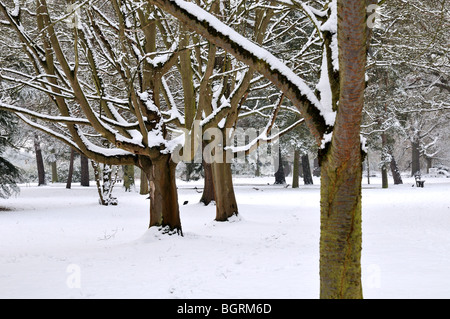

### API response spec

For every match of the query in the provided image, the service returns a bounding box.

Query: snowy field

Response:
[1,175,449,299]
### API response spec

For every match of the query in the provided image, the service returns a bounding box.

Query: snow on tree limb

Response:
[148,0,329,143]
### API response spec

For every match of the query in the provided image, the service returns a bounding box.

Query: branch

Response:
[148,0,328,144]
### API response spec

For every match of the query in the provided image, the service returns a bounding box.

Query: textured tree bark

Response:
[143,155,182,235]
[320,153,363,299]
[139,168,149,195]
[319,0,367,299]
[212,161,238,221]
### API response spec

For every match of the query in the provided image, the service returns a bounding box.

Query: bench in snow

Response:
[414,175,425,188]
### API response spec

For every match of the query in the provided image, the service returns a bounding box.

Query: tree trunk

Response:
[411,139,421,176]
[274,147,286,184]
[390,155,403,185]
[292,149,300,188]
[320,152,363,299]
[92,162,118,206]
[143,155,182,235]
[313,157,321,177]
[34,133,46,186]
[139,168,149,195]
[92,161,106,205]
[301,153,313,185]
[211,161,238,221]
[123,164,135,192]
[381,163,388,188]
[255,147,261,177]
[425,157,432,174]
[200,160,215,205]
[319,0,367,299]
[51,161,58,183]
[66,148,75,189]
[80,154,90,186]
[381,133,388,189]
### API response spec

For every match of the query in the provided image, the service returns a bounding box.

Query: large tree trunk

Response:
[211,161,238,221]
[143,155,182,235]
[319,0,367,299]
[320,152,363,299]
[34,133,46,186]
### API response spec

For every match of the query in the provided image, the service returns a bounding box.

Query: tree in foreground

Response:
[0,0,184,233]
[1,0,370,298]
[146,0,370,298]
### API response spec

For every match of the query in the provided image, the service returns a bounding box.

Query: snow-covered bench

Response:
[414,174,425,188]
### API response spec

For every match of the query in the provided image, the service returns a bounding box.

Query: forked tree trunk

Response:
[143,155,182,235]
[319,0,367,299]
[211,161,238,221]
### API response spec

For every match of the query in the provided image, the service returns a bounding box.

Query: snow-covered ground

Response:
[1,175,449,299]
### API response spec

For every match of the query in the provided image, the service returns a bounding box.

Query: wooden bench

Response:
[414,174,425,188]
